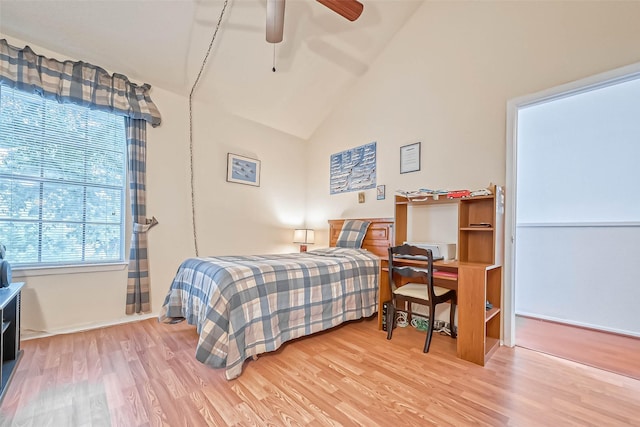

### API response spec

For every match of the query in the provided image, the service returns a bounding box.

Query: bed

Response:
[159,218,393,380]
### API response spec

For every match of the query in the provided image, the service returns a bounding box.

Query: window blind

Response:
[0,84,126,266]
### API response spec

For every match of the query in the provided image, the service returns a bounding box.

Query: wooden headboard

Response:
[328,218,394,259]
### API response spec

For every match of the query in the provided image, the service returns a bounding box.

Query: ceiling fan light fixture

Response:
[266,0,285,43]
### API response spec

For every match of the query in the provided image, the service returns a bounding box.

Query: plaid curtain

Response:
[126,118,157,314]
[0,39,161,314]
[0,39,161,125]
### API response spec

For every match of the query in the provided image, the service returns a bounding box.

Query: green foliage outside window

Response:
[0,84,126,266]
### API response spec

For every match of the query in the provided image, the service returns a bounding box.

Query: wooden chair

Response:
[386,244,457,352]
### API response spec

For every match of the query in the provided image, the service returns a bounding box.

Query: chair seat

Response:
[393,282,451,300]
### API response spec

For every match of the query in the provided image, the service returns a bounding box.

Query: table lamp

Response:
[293,229,314,252]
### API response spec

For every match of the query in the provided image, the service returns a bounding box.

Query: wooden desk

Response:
[380,258,502,366]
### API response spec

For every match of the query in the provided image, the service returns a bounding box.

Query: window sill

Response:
[13,262,128,278]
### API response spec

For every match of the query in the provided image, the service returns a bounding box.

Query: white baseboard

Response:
[516,311,640,339]
[21,312,160,341]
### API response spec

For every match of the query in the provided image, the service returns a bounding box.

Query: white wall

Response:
[2,35,308,338]
[306,1,640,244]
[189,101,308,257]
[517,77,640,223]
[306,1,640,332]
[515,225,640,337]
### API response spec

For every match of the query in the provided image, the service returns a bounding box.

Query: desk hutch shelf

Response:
[385,185,504,366]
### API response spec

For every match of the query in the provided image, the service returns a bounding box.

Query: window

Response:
[0,84,127,267]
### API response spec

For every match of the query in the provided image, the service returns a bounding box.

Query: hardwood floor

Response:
[516,315,640,380]
[2,317,640,426]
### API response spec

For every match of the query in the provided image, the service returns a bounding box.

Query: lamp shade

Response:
[293,229,315,244]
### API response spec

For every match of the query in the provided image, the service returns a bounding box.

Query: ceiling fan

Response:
[266,0,364,43]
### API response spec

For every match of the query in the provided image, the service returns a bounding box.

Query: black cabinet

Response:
[0,282,23,403]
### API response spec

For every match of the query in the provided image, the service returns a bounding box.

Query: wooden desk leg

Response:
[457,265,488,365]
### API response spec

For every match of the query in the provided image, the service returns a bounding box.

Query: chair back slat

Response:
[388,244,434,298]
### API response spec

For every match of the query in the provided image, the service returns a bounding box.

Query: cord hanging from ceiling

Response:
[188,0,230,257]
[272,44,277,72]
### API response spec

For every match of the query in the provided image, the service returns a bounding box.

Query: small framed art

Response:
[227,153,261,187]
[400,142,421,174]
[377,185,386,200]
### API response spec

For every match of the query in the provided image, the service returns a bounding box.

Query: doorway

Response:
[504,62,640,375]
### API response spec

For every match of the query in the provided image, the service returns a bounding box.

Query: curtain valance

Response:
[0,39,161,127]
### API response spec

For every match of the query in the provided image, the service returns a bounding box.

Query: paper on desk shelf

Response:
[396,188,449,201]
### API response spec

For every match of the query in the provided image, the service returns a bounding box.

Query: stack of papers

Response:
[396,188,449,201]
[397,187,493,200]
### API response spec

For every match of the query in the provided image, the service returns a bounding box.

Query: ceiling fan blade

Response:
[316,0,364,22]
[266,0,285,43]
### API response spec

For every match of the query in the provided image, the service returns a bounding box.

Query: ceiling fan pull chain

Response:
[272,44,277,72]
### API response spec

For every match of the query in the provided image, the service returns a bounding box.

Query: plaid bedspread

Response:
[159,247,380,380]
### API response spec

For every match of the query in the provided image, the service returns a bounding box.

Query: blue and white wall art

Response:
[330,142,377,194]
[227,153,261,187]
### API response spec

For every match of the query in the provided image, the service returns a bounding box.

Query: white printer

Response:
[403,241,456,260]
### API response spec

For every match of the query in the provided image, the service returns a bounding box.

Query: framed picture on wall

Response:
[377,185,386,200]
[400,141,421,174]
[227,153,261,186]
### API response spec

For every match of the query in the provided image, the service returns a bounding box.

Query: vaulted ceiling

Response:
[0,0,423,139]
